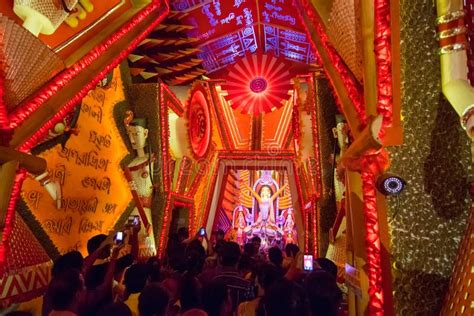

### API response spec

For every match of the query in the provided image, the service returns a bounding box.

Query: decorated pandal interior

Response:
[0,0,473,315]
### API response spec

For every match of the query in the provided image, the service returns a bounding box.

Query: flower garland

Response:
[293,0,366,125]
[0,169,27,275]
[309,76,322,256]
[293,1,393,313]
[361,168,384,315]
[0,32,7,129]
[18,0,169,152]
[158,192,173,258]
[374,0,394,138]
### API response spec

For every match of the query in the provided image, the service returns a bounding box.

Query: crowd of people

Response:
[6,226,344,316]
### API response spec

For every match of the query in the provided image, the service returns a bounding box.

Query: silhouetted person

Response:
[283,243,300,270]
[43,251,85,316]
[202,280,232,316]
[305,271,342,316]
[123,263,149,315]
[180,272,203,313]
[315,257,338,279]
[268,246,284,275]
[98,302,132,316]
[146,257,161,283]
[238,263,281,316]
[213,242,254,312]
[47,269,85,316]
[256,278,305,316]
[138,284,170,316]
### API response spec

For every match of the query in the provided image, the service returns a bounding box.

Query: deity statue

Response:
[232,205,248,245]
[282,208,296,244]
[123,111,156,257]
[243,182,287,241]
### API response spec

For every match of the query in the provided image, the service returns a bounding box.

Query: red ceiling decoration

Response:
[221,52,294,115]
[169,0,316,74]
[187,84,212,158]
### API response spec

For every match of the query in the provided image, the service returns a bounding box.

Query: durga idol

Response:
[123,111,156,257]
[244,183,287,240]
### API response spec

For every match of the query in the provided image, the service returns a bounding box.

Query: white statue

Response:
[124,111,156,257]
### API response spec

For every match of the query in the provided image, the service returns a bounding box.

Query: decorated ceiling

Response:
[129,0,320,86]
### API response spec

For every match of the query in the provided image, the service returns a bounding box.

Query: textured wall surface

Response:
[315,78,338,257]
[387,1,473,314]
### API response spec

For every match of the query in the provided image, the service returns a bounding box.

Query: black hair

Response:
[243,243,256,257]
[146,257,161,283]
[47,269,83,311]
[99,302,132,316]
[251,236,262,244]
[124,263,149,294]
[180,272,202,312]
[285,243,300,258]
[305,271,342,316]
[238,254,255,274]
[52,251,84,278]
[268,247,283,267]
[185,241,206,275]
[256,263,281,290]
[85,263,107,290]
[138,284,170,316]
[214,239,226,256]
[202,280,229,316]
[315,258,338,279]
[178,227,189,240]
[220,241,241,267]
[116,254,134,276]
[257,279,305,316]
[86,234,107,255]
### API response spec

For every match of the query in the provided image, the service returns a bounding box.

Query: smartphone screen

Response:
[199,228,205,236]
[133,215,140,225]
[303,255,314,271]
[115,231,124,243]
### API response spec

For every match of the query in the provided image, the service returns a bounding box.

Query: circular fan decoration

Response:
[221,52,295,115]
[187,85,211,158]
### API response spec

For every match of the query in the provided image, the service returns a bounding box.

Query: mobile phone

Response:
[115,231,124,244]
[303,255,314,271]
[199,227,206,236]
[128,215,140,226]
[133,215,140,225]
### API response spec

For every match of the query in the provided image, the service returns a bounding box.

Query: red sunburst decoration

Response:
[221,52,295,115]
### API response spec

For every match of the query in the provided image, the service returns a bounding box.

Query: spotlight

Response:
[376,173,406,196]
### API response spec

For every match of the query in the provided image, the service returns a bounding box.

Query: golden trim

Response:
[437,26,467,40]
[55,0,127,53]
[438,43,466,55]
[436,10,465,25]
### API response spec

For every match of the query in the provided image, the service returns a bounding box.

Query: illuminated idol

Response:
[123,111,156,257]
[243,171,287,243]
